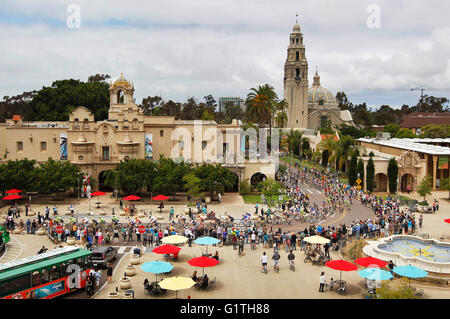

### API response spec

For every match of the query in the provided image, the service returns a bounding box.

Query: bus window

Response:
[41,268,50,283]
[59,262,67,277]
[31,271,41,287]
[50,265,59,281]
[0,274,32,298]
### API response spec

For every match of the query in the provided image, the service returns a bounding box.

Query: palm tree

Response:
[286,129,304,159]
[318,136,336,166]
[275,99,288,127]
[334,136,355,174]
[246,84,278,140]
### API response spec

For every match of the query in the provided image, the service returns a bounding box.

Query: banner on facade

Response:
[60,133,68,160]
[438,156,448,169]
[145,134,153,160]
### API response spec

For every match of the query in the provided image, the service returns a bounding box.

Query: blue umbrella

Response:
[393,265,428,286]
[194,236,220,254]
[140,261,174,281]
[358,268,393,281]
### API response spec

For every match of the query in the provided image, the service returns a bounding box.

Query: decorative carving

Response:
[398,151,421,191]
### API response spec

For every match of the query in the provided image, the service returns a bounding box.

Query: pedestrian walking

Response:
[319,272,326,292]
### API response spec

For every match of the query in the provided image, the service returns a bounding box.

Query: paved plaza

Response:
[2,191,449,299]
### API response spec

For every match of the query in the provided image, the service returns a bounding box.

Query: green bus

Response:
[0,246,93,299]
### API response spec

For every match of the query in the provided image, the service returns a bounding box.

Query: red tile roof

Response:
[321,134,339,141]
[12,115,21,121]
[400,112,450,128]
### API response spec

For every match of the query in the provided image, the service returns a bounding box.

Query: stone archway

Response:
[398,150,420,192]
[250,173,266,187]
[374,173,388,192]
[401,174,414,192]
[225,172,239,192]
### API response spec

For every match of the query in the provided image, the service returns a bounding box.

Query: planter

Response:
[130,254,140,265]
[36,228,46,236]
[157,214,164,220]
[66,237,76,245]
[14,229,22,234]
[120,277,131,290]
[108,291,120,299]
[122,292,133,299]
[125,265,136,276]
[119,211,126,216]
[28,211,36,216]
[99,211,106,216]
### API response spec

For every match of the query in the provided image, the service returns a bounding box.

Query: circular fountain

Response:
[363,235,450,274]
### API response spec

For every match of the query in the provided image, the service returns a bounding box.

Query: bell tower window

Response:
[296,51,299,61]
[295,68,300,80]
[319,100,324,106]
[117,90,124,104]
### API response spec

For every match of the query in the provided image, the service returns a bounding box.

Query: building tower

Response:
[284,16,309,129]
[108,73,135,119]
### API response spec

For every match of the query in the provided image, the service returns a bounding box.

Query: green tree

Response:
[395,128,417,138]
[420,124,450,138]
[357,158,365,189]
[321,150,329,167]
[239,180,251,195]
[0,158,37,193]
[183,173,203,201]
[384,123,400,138]
[245,84,278,138]
[27,78,110,121]
[366,156,375,192]
[256,178,283,198]
[35,158,81,194]
[194,164,236,200]
[387,158,399,194]
[440,177,450,199]
[348,152,358,186]
[417,176,432,202]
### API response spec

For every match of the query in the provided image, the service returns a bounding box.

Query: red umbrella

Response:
[91,191,107,197]
[6,189,22,194]
[3,194,22,200]
[354,257,387,268]
[445,219,450,224]
[153,245,181,255]
[152,195,170,201]
[326,260,357,281]
[123,195,141,201]
[188,256,219,275]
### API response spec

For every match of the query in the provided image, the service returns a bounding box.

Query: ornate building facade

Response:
[0,74,275,191]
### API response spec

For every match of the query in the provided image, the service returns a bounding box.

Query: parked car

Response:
[90,246,118,268]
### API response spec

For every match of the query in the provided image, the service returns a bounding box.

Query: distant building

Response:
[218,97,244,113]
[400,112,450,134]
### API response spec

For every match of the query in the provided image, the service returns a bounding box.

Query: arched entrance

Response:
[99,170,113,192]
[374,173,388,192]
[250,173,266,187]
[401,174,414,192]
[225,172,239,192]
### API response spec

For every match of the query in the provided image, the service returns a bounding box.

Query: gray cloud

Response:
[0,0,449,108]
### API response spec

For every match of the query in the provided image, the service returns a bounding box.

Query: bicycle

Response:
[412,229,429,239]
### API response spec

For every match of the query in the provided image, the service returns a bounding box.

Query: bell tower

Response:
[284,15,308,128]
[108,73,135,119]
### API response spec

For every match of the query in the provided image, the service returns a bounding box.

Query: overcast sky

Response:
[1,0,450,110]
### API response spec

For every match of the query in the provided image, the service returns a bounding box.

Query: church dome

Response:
[111,73,131,88]
[292,23,301,32]
[308,72,336,105]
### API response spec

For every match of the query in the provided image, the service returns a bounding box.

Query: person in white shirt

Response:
[260,252,268,273]
[319,272,326,292]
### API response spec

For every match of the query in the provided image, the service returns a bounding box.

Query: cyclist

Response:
[287,250,295,271]
[251,232,256,250]
[272,251,281,272]
[260,252,268,273]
